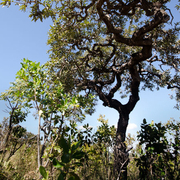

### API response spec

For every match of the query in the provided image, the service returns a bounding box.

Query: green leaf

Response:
[61,153,71,163]
[19,4,27,12]
[71,141,81,153]
[72,151,85,159]
[52,158,64,168]
[59,136,70,153]
[39,166,47,179]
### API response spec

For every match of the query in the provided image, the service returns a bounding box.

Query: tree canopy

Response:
[42,0,180,140]
[1,0,180,179]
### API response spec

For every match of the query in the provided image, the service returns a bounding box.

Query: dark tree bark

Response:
[96,66,140,179]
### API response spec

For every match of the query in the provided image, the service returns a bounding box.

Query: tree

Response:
[0,87,29,163]
[46,0,180,178]
[1,59,95,172]
[135,119,180,180]
[1,0,180,179]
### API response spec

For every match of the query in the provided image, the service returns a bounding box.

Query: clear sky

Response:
[0,3,179,136]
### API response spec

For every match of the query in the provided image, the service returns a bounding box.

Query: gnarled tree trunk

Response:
[114,113,131,180]
[94,66,140,179]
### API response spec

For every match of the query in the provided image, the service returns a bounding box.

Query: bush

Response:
[134,119,180,180]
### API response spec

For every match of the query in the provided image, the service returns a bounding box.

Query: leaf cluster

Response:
[135,119,180,180]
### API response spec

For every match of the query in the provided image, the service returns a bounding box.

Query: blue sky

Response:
[0,3,179,136]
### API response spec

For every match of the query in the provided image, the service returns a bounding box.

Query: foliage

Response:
[7,4,178,177]
[0,118,37,180]
[40,136,86,180]
[1,0,179,129]
[1,0,180,179]
[135,119,180,180]
[0,111,29,163]
[14,58,94,119]
[0,59,95,169]
[39,114,117,180]
[85,115,116,180]
[39,117,89,180]
[1,58,95,121]
[1,108,180,180]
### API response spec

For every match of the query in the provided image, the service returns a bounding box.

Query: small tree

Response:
[135,119,180,180]
[0,95,29,163]
[1,59,95,171]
